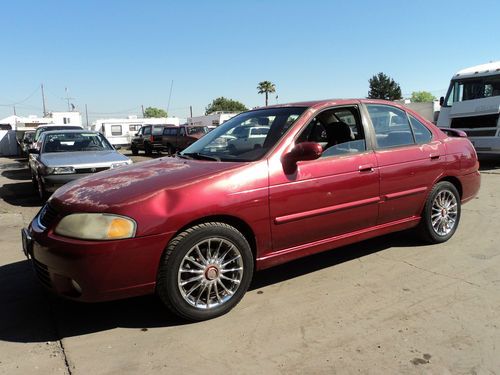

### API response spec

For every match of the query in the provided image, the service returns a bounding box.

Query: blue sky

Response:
[1,0,499,121]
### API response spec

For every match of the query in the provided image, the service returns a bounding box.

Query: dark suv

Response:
[161,125,208,154]
[130,124,168,155]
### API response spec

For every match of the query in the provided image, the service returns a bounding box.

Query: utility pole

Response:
[85,104,89,128]
[190,106,193,118]
[13,106,16,116]
[41,83,47,116]
[167,80,173,115]
[64,87,75,111]
[141,105,145,117]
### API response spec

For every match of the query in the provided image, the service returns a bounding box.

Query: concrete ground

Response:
[1,152,499,374]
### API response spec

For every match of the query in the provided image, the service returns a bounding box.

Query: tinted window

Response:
[152,126,164,135]
[143,127,151,135]
[367,105,414,148]
[43,132,113,153]
[408,115,432,144]
[111,125,122,136]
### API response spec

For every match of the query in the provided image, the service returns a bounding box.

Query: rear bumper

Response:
[25,217,174,302]
[459,170,481,204]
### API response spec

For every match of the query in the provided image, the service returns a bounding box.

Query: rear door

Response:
[363,103,446,224]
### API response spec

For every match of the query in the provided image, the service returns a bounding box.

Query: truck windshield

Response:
[180,107,307,162]
[444,76,500,106]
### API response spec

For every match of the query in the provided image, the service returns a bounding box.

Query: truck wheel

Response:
[157,222,254,321]
[36,174,49,201]
[144,143,153,156]
[131,144,138,155]
[417,181,461,243]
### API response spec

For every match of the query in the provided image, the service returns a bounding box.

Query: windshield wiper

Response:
[182,152,221,161]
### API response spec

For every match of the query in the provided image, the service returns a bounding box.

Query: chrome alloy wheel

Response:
[431,189,458,236]
[177,238,244,309]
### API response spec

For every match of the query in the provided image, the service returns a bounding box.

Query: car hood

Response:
[50,157,244,212]
[41,151,130,167]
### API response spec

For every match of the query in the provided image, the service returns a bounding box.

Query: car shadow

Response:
[0,231,424,343]
[478,155,500,171]
[0,180,42,207]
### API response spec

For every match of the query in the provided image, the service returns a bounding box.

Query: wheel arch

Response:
[172,215,257,261]
[437,175,463,199]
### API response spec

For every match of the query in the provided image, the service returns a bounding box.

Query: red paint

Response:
[26,99,481,302]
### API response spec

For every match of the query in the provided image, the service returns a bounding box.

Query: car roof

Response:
[252,98,407,111]
[41,129,99,136]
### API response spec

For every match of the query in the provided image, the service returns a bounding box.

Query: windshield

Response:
[42,132,114,153]
[444,75,500,106]
[180,107,307,162]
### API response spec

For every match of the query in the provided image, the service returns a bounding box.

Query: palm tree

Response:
[257,81,276,106]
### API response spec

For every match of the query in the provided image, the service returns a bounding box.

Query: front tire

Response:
[417,181,461,243]
[131,144,138,155]
[157,222,254,321]
[144,143,153,156]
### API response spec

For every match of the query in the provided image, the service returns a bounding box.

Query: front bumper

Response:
[469,137,500,154]
[42,174,91,192]
[23,215,174,302]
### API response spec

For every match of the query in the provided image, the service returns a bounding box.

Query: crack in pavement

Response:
[375,253,481,287]
[46,295,73,375]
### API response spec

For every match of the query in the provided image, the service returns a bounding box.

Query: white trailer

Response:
[437,61,500,154]
[92,116,181,146]
[188,112,239,130]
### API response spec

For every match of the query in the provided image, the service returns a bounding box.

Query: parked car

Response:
[130,124,168,155]
[29,130,131,199]
[161,125,209,155]
[22,99,480,321]
[20,130,35,156]
[226,125,269,153]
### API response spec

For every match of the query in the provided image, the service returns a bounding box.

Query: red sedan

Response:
[22,99,480,321]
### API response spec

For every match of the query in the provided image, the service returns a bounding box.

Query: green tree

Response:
[367,73,402,101]
[257,81,276,106]
[144,107,168,118]
[205,97,248,115]
[410,91,436,102]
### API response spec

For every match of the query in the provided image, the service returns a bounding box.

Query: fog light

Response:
[71,279,82,294]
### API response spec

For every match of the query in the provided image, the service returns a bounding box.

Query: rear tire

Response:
[417,181,461,243]
[36,173,49,202]
[156,222,254,321]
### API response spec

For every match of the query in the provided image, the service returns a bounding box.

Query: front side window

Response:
[444,76,500,106]
[143,127,151,135]
[181,107,307,162]
[297,106,366,157]
[152,126,164,135]
[367,105,415,148]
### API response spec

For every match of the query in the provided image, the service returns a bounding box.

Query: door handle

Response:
[358,164,374,172]
[429,153,440,160]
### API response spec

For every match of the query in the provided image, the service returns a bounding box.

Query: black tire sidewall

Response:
[158,223,254,321]
[422,182,461,243]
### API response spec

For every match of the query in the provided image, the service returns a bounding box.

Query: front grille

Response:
[32,258,52,289]
[463,129,498,137]
[38,203,58,229]
[75,167,109,174]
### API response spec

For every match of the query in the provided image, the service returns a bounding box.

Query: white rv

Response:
[437,61,500,154]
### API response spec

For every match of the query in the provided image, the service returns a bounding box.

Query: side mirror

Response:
[439,96,445,106]
[29,148,39,154]
[282,142,322,174]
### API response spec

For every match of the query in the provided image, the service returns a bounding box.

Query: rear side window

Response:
[408,115,432,144]
[367,105,414,148]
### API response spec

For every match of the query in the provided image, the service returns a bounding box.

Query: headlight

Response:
[110,161,130,169]
[47,166,75,174]
[55,213,136,240]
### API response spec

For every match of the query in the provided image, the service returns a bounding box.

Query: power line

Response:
[0,86,40,106]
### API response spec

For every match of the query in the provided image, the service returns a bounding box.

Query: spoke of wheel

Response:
[220,274,241,284]
[218,245,234,263]
[213,240,223,259]
[180,275,203,286]
[206,283,212,307]
[214,281,222,303]
[185,282,202,298]
[196,284,207,307]
[180,268,204,274]
[207,239,212,260]
[222,255,241,267]
[217,279,233,295]
[220,267,243,273]
[195,245,208,265]
[186,257,205,269]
